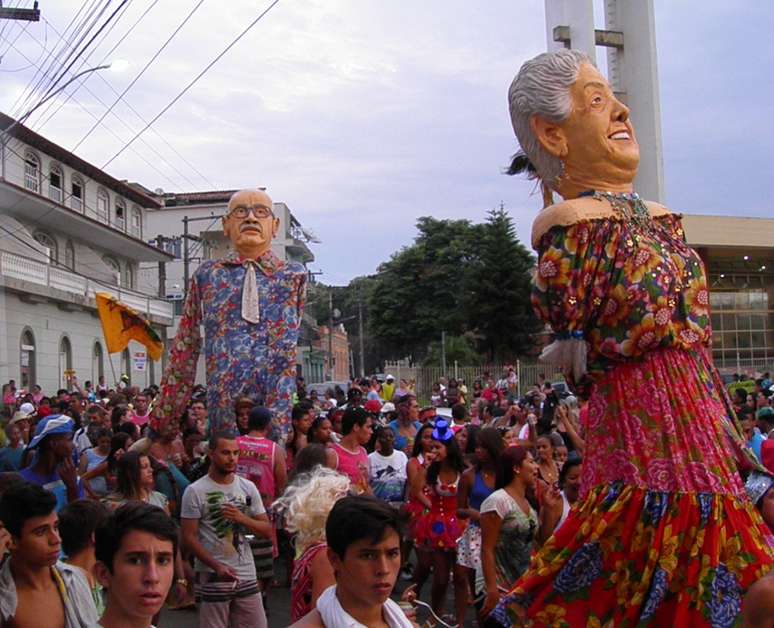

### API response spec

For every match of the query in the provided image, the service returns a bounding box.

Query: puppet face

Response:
[222,189,279,259]
[535,63,640,193]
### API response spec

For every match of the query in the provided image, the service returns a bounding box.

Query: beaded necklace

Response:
[579,190,657,235]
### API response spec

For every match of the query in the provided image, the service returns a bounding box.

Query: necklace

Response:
[588,190,657,235]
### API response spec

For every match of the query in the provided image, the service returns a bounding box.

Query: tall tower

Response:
[544,0,665,203]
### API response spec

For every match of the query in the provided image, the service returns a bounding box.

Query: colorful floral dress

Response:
[492,193,774,627]
[152,250,306,439]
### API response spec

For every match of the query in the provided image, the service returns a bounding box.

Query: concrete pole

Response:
[544,0,597,62]
[604,0,665,203]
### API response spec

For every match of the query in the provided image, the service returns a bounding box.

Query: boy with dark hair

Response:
[290,495,413,627]
[59,499,111,616]
[94,502,178,628]
[181,431,271,627]
[330,407,373,493]
[0,483,98,627]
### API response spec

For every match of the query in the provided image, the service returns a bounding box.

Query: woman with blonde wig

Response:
[273,466,350,622]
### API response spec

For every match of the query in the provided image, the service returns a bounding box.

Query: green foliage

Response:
[423,334,482,367]
[366,208,540,363]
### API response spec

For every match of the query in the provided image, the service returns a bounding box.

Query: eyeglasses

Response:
[228,205,274,220]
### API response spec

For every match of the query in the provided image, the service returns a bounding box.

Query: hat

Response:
[756,407,774,421]
[19,402,36,416]
[381,402,396,413]
[26,414,74,449]
[385,374,394,381]
[435,407,453,420]
[745,471,774,505]
[431,419,454,442]
[10,402,36,425]
[364,399,383,414]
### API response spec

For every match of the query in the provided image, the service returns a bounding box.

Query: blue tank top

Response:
[469,470,493,511]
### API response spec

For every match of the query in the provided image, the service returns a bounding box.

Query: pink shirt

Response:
[236,435,277,503]
[330,442,369,493]
[130,412,150,427]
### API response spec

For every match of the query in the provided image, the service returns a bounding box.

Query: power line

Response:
[102,0,282,169]
[10,0,105,120]
[36,0,130,110]
[0,17,47,72]
[3,29,202,191]
[71,0,204,152]
[33,0,157,129]
[31,2,217,189]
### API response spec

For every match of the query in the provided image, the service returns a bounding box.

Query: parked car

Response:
[306,381,350,397]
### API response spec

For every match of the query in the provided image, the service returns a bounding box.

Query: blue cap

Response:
[26,414,74,449]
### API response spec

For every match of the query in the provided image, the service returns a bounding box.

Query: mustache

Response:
[240,223,262,233]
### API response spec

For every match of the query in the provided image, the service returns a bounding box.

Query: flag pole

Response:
[107,351,119,389]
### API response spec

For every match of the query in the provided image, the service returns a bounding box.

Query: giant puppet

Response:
[152,188,306,439]
[485,50,773,626]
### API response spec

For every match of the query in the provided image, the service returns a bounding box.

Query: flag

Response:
[95,293,163,361]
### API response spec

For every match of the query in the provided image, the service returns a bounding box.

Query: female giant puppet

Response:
[489,50,773,627]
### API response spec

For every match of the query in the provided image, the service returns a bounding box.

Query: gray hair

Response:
[508,49,591,190]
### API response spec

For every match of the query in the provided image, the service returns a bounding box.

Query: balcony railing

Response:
[0,250,173,321]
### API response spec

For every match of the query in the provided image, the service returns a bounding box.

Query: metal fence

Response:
[383,361,564,404]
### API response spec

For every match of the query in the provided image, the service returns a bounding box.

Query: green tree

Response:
[368,217,476,361]
[423,334,482,367]
[466,207,540,360]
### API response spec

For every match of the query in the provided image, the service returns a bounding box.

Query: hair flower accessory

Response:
[432,419,454,442]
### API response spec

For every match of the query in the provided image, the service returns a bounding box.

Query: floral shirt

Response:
[532,205,709,375]
[153,250,306,439]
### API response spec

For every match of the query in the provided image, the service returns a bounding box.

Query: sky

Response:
[1,1,772,285]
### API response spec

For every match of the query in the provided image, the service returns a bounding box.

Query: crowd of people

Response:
[0,369,772,627]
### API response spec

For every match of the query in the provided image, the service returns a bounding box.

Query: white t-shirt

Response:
[181,474,265,581]
[368,450,408,503]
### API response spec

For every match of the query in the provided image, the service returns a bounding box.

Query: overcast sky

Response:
[1,1,771,284]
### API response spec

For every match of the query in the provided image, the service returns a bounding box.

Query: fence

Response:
[383,361,564,405]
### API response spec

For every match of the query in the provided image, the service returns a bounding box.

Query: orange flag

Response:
[95,293,163,361]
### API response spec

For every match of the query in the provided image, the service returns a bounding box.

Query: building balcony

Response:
[0,178,169,263]
[0,250,173,324]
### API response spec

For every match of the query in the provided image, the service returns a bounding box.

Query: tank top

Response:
[291,542,327,622]
[470,470,494,511]
[330,442,369,493]
[236,435,276,504]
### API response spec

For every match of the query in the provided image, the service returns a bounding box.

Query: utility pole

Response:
[441,330,447,375]
[327,289,334,381]
[358,296,365,377]
[0,1,40,22]
[183,215,190,297]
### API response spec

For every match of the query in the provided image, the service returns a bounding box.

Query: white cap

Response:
[19,402,36,416]
[386,374,394,381]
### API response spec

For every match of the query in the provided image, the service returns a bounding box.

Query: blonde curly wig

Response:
[273,465,350,554]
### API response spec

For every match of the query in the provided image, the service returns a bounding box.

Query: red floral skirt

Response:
[492,346,774,627]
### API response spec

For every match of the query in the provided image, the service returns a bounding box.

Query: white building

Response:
[0,112,174,393]
[138,189,325,383]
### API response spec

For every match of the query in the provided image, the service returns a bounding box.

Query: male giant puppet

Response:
[152,188,306,439]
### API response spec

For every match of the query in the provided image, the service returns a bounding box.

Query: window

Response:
[20,329,35,389]
[49,165,63,202]
[59,336,73,390]
[102,255,121,285]
[64,240,75,270]
[97,189,109,223]
[71,176,84,211]
[114,199,126,231]
[130,206,142,238]
[24,152,40,192]
[33,231,58,264]
[92,342,104,383]
[123,263,134,289]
